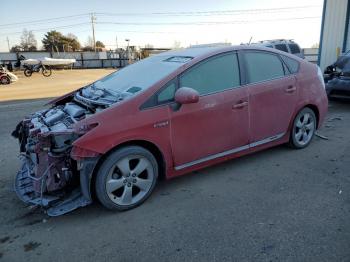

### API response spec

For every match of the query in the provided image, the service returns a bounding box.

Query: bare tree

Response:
[173,41,181,49]
[20,29,37,51]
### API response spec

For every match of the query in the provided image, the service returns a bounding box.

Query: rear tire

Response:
[95,146,158,211]
[42,66,52,77]
[289,107,316,149]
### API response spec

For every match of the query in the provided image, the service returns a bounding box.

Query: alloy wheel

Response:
[294,111,315,146]
[105,155,155,206]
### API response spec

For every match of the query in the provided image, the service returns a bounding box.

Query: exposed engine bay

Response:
[12,84,136,216]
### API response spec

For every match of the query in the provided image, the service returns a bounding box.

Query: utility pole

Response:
[91,13,96,52]
[6,37,10,52]
[116,35,118,50]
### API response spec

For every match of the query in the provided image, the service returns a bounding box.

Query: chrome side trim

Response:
[174,144,250,171]
[249,133,284,148]
[174,132,285,171]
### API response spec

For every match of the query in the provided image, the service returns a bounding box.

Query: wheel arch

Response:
[291,103,320,130]
[286,103,320,142]
[88,139,167,200]
[303,104,320,128]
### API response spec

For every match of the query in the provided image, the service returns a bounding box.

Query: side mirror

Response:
[174,87,199,104]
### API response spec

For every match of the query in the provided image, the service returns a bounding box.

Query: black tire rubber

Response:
[0,76,10,85]
[42,67,52,77]
[24,68,32,77]
[95,146,158,211]
[289,107,316,149]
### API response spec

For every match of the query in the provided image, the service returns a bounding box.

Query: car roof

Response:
[152,45,281,61]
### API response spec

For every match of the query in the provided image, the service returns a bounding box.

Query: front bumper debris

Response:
[15,155,92,216]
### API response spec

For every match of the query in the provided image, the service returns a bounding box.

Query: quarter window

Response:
[244,52,285,83]
[179,53,240,95]
[281,55,299,74]
[157,82,176,103]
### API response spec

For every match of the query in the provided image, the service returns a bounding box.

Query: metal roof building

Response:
[319,0,350,70]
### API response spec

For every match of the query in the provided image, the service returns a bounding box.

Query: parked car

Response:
[324,50,350,99]
[252,39,304,59]
[12,45,328,216]
[0,65,18,85]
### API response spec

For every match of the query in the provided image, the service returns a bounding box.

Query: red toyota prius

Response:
[13,45,328,216]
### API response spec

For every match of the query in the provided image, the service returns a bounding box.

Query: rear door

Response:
[169,52,250,169]
[242,50,298,143]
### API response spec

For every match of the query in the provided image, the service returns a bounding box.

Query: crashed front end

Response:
[11,85,126,216]
[324,53,350,99]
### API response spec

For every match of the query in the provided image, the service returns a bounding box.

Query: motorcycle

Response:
[23,62,52,77]
[0,65,18,85]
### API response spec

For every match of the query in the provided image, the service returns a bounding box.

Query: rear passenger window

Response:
[288,44,301,54]
[281,55,300,74]
[179,53,240,95]
[244,52,285,83]
[275,44,288,53]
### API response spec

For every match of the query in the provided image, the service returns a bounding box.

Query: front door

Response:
[169,52,250,169]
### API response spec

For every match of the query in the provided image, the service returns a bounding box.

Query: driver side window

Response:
[179,53,240,96]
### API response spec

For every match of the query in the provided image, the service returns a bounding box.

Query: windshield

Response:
[93,55,184,94]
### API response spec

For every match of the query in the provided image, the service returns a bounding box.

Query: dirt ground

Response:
[0,71,349,261]
[0,69,115,102]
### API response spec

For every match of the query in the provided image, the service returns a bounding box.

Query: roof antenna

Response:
[248,36,253,45]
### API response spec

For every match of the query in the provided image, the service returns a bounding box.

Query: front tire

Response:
[95,146,158,211]
[289,107,316,149]
[0,76,10,85]
[24,68,32,77]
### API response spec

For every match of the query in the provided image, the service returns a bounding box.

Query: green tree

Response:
[42,31,63,52]
[96,41,105,48]
[10,45,22,52]
[42,31,81,52]
[63,33,81,51]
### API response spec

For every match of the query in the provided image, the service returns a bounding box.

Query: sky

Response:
[0,0,324,52]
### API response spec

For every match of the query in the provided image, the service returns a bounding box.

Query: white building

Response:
[319,0,350,70]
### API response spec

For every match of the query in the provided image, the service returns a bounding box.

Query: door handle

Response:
[232,101,248,109]
[285,86,296,93]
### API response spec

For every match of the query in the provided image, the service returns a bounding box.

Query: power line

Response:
[96,5,320,17]
[0,13,89,28]
[96,16,321,26]
[0,15,320,39]
[2,22,90,36]
[0,5,320,29]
